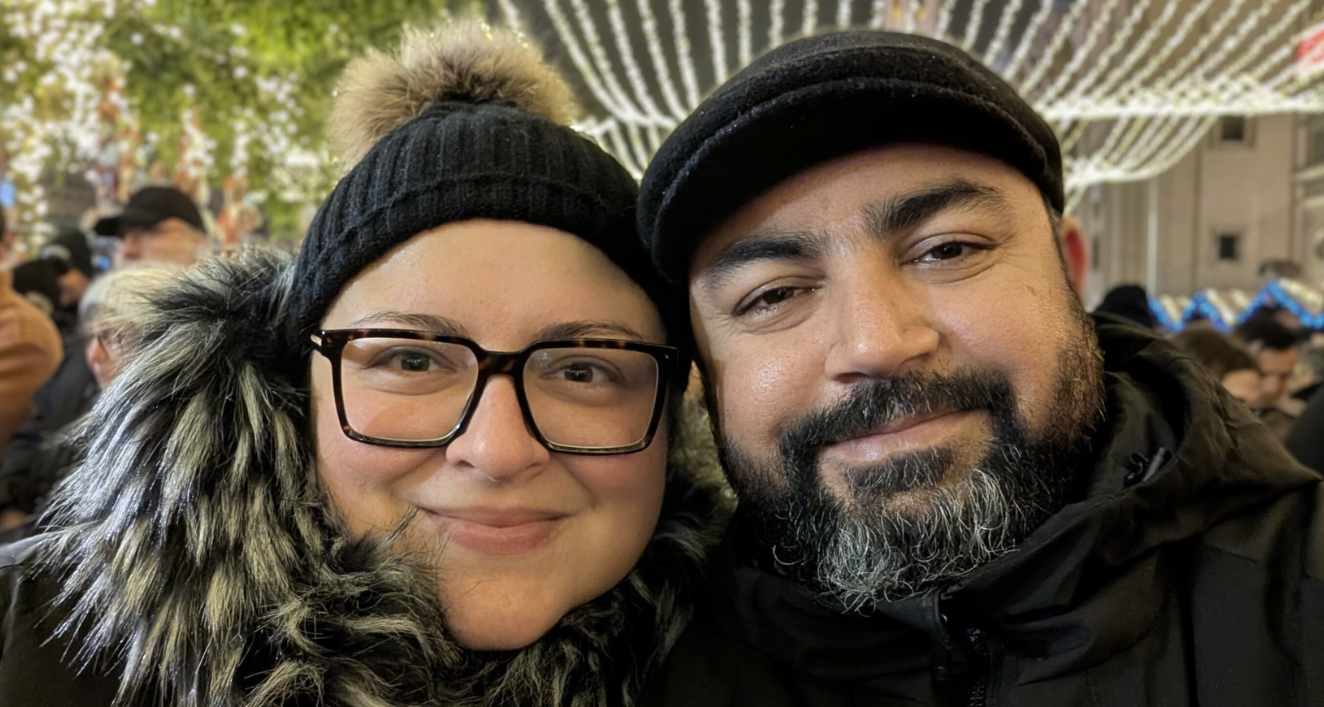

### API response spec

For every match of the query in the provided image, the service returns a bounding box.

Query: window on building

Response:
[1308,115,1324,166]
[1217,233,1241,262]
[1220,116,1248,143]
[1091,237,1100,271]
[1306,177,1324,199]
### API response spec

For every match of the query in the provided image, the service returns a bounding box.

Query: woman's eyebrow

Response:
[346,310,469,337]
[534,320,650,342]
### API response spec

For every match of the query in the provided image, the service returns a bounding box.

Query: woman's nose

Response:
[443,376,551,484]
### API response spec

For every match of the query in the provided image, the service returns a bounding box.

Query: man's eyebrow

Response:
[697,230,823,292]
[345,310,469,337]
[863,179,1011,238]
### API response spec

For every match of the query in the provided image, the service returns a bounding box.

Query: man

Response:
[639,32,1323,706]
[1236,314,1302,441]
[93,186,209,268]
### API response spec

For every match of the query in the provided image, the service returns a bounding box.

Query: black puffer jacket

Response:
[0,253,731,707]
[647,319,1324,707]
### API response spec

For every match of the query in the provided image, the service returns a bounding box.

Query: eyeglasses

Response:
[311,329,679,455]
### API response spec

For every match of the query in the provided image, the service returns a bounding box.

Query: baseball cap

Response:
[40,228,96,278]
[93,187,206,238]
[639,31,1064,285]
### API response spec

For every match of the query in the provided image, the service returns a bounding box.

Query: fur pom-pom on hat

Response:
[329,21,579,169]
[290,19,690,377]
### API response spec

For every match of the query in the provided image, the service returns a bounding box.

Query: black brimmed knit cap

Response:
[639,30,1064,285]
[288,24,686,369]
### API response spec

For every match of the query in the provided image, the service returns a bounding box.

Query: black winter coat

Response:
[647,319,1324,707]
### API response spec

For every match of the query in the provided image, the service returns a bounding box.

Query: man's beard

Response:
[714,311,1106,612]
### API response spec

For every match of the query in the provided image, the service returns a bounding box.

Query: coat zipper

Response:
[967,627,991,707]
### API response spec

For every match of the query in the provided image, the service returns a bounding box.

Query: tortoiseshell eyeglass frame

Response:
[310,328,679,455]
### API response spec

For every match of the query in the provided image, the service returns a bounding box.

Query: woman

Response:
[0,23,727,706]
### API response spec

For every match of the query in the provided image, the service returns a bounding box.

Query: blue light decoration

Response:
[1149,279,1324,332]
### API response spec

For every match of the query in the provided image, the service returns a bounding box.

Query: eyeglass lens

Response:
[338,338,661,449]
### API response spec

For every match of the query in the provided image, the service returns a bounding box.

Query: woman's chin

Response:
[444,597,568,651]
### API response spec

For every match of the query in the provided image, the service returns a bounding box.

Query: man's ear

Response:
[1059,216,1089,299]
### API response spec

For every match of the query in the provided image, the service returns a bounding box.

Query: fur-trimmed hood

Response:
[31,252,731,707]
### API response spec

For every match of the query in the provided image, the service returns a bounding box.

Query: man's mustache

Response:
[778,368,1015,465]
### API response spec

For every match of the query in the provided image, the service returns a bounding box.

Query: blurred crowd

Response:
[1095,282,1324,469]
[0,186,206,538]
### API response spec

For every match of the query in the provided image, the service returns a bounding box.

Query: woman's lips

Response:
[421,507,568,556]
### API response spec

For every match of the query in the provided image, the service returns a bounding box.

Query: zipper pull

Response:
[1124,447,1171,487]
[932,611,969,682]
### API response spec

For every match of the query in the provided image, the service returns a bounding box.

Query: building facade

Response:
[1078,113,1324,307]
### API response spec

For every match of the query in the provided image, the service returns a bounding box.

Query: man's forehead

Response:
[691,145,1038,273]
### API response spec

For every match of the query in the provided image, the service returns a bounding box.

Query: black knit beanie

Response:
[288,23,687,373]
[640,30,1065,286]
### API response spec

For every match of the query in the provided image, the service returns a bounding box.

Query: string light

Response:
[869,0,888,31]
[1154,280,1324,332]
[737,0,753,67]
[901,0,921,35]
[1003,0,1055,79]
[1018,0,1093,95]
[801,0,818,40]
[10,0,1324,240]
[769,0,785,50]
[981,0,1023,66]
[704,0,729,85]
[960,0,991,53]
[532,0,1324,215]
[1042,0,1152,106]
[636,0,689,121]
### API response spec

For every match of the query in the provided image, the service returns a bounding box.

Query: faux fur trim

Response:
[36,252,730,707]
[330,21,580,169]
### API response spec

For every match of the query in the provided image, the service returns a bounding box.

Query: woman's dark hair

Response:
[1172,327,1259,381]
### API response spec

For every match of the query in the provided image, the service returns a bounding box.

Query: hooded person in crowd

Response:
[0,23,727,706]
[636,31,1323,707]
[1093,283,1156,329]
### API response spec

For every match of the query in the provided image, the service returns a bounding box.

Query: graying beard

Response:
[781,444,1058,612]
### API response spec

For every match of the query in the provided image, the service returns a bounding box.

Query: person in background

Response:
[1235,314,1302,441]
[93,186,209,268]
[1293,344,1324,404]
[1172,326,1262,406]
[1093,283,1156,329]
[0,213,62,460]
[10,261,61,323]
[38,229,96,315]
[0,265,175,538]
